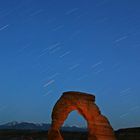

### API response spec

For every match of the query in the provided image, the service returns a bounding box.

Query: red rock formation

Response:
[48,91,116,140]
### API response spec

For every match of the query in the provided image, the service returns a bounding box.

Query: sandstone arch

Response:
[48,91,116,140]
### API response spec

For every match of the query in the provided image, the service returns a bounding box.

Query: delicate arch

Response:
[48,91,116,140]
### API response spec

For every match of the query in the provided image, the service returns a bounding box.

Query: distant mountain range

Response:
[0,122,140,140]
[0,121,86,132]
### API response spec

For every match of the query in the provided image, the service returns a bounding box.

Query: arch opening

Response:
[62,110,87,130]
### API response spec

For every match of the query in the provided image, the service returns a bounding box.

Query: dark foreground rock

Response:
[115,127,140,140]
[0,127,140,140]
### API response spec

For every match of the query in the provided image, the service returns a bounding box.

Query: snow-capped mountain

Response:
[0,121,86,131]
[0,121,50,130]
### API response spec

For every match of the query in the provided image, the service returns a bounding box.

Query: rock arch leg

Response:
[47,91,116,140]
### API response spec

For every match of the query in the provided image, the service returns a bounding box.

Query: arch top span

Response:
[48,91,116,140]
[63,91,95,101]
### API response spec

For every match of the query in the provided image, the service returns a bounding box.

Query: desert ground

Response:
[0,127,140,140]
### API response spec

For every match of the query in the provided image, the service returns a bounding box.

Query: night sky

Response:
[0,0,140,130]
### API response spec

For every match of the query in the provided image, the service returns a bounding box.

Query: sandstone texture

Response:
[48,91,116,140]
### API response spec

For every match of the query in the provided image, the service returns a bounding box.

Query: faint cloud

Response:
[120,88,131,94]
[52,25,64,31]
[119,112,129,118]
[69,64,80,70]
[43,90,53,96]
[65,8,79,15]
[48,42,61,50]
[119,105,140,118]
[120,88,131,96]
[29,9,44,16]
[77,74,88,81]
[17,42,32,54]
[43,80,55,87]
[91,61,103,69]
[0,24,9,31]
[59,51,71,58]
[39,42,61,57]
[114,35,128,43]
[129,106,140,111]
[94,69,104,74]
[48,73,60,79]
[50,47,61,54]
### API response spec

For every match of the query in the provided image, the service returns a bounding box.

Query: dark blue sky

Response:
[0,0,140,129]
